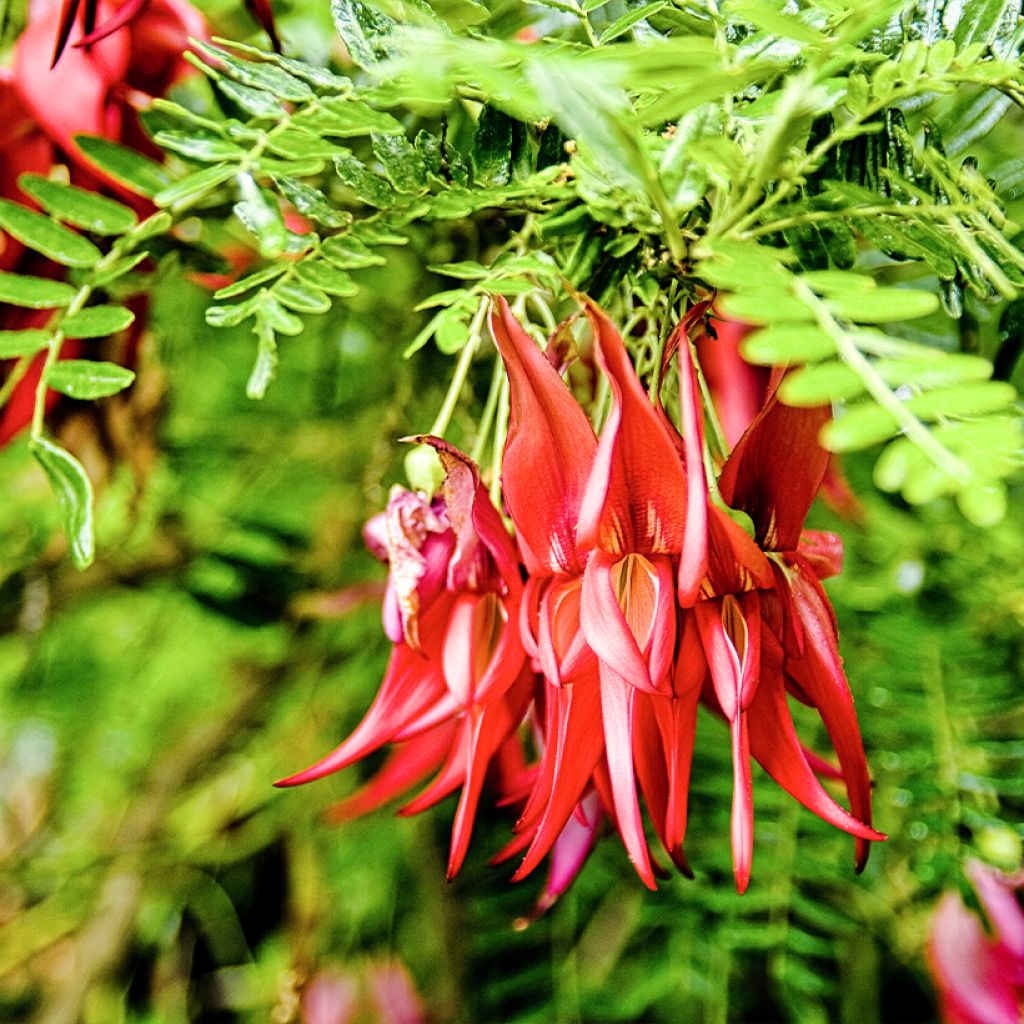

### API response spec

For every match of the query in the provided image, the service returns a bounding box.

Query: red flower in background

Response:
[0,0,209,446]
[929,860,1024,1024]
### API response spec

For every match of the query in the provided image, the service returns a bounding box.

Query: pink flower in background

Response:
[929,860,1024,1024]
[302,959,425,1024]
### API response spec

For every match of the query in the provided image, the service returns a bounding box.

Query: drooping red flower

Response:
[277,439,531,879]
[929,860,1024,1024]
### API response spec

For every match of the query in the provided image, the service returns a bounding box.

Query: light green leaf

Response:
[957,478,1008,526]
[193,42,315,101]
[215,77,282,118]
[61,306,136,339]
[820,405,898,451]
[18,175,138,235]
[154,164,237,208]
[826,288,940,323]
[779,361,864,405]
[598,1,668,44]
[741,324,836,365]
[372,133,429,194]
[0,199,102,267]
[331,0,399,67]
[29,436,95,570]
[0,272,76,309]
[274,280,332,314]
[320,233,387,269]
[73,135,171,197]
[0,329,51,357]
[155,130,246,163]
[333,152,397,208]
[247,314,279,400]
[234,173,287,258]
[214,264,289,300]
[273,177,350,228]
[46,360,136,399]
[293,260,359,297]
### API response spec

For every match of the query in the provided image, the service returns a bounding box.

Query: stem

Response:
[793,279,973,484]
[489,373,509,507]
[471,355,503,465]
[428,297,488,438]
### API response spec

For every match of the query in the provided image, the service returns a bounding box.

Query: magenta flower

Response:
[929,860,1024,1024]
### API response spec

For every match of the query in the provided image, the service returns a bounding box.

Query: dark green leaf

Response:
[273,177,350,228]
[330,0,399,67]
[18,175,138,235]
[215,77,282,118]
[29,436,95,570]
[471,106,513,187]
[597,1,668,44]
[194,42,315,101]
[234,174,288,258]
[0,199,102,267]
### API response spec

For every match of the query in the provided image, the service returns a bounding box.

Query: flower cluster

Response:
[279,297,883,903]
[929,860,1024,1024]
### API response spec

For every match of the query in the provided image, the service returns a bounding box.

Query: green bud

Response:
[404,444,444,495]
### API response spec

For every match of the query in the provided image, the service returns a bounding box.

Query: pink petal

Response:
[675,324,709,605]
[731,712,754,894]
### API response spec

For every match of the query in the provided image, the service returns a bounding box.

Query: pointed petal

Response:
[513,677,604,881]
[598,663,656,888]
[695,593,761,721]
[786,563,877,870]
[748,666,884,841]
[731,712,754,894]
[324,721,458,822]
[695,316,768,448]
[275,631,447,787]
[530,790,602,919]
[72,0,148,48]
[581,551,669,694]
[676,326,709,605]
[576,300,687,556]
[490,296,596,576]
[448,682,533,878]
[718,390,830,552]
[50,0,81,67]
[245,0,281,49]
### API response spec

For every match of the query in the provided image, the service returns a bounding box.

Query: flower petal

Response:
[730,712,754,894]
[490,296,596,576]
[718,390,830,553]
[676,325,709,605]
[576,300,687,556]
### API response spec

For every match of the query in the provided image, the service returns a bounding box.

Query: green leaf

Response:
[779,361,864,405]
[333,152,397,208]
[60,305,136,339]
[46,360,136,399]
[29,436,95,570]
[193,42,315,102]
[92,251,149,288]
[471,106,513,187]
[206,294,260,328]
[214,77,282,118]
[0,329,51,357]
[0,272,76,309]
[957,478,1008,527]
[320,233,387,269]
[273,177,350,228]
[155,130,246,163]
[234,173,287,258]
[294,259,359,297]
[73,135,171,197]
[719,291,815,323]
[331,0,399,67]
[18,175,138,235]
[154,164,237,208]
[292,98,403,138]
[213,264,289,300]
[274,280,332,314]
[725,0,827,43]
[741,324,836,365]
[247,314,279,400]
[372,133,429,194]
[820,405,898,451]
[598,1,668,44]
[904,381,1017,419]
[0,199,102,267]
[825,287,940,323]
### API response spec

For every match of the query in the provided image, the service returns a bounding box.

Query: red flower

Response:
[278,440,530,880]
[929,860,1024,1024]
